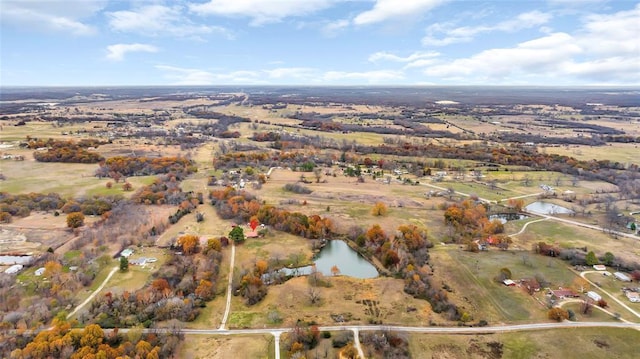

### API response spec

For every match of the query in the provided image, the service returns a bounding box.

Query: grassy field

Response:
[178,334,274,359]
[408,327,640,359]
[517,220,640,264]
[226,276,435,328]
[545,143,640,167]
[430,247,580,324]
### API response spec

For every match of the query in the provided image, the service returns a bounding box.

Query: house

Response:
[521,278,541,292]
[4,264,24,274]
[614,272,632,282]
[625,292,640,303]
[587,291,602,302]
[503,279,516,286]
[551,289,578,299]
[593,264,606,271]
[129,258,147,266]
[120,248,134,257]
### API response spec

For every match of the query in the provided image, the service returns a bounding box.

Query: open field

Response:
[545,143,640,167]
[408,327,640,359]
[2,88,640,357]
[430,247,579,324]
[178,334,274,359]
[225,276,435,328]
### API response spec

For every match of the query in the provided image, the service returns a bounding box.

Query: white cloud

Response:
[368,51,440,63]
[264,67,317,79]
[422,5,640,85]
[189,0,334,26]
[323,70,404,84]
[1,0,105,35]
[423,10,552,46]
[108,5,232,38]
[354,0,446,26]
[106,44,158,61]
[322,19,350,36]
[156,65,266,85]
[424,33,580,80]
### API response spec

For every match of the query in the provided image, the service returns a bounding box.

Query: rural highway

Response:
[111,321,639,358]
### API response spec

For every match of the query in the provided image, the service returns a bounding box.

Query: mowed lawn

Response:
[430,247,579,323]
[408,327,640,359]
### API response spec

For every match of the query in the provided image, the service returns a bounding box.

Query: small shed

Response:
[120,248,134,257]
[503,279,516,286]
[614,272,632,282]
[4,264,24,274]
[587,291,602,302]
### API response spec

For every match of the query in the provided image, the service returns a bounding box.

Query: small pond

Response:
[489,213,529,224]
[269,240,378,280]
[524,201,574,215]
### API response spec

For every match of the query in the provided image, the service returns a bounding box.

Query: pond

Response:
[524,201,574,215]
[270,240,378,280]
[489,213,529,224]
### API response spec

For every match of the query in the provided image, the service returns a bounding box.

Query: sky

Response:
[1,0,639,86]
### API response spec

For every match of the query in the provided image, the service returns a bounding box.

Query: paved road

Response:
[67,266,118,320]
[527,211,638,240]
[219,243,236,330]
[579,271,640,319]
[125,321,639,337]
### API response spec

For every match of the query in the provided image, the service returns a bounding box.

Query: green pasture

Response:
[431,248,580,323]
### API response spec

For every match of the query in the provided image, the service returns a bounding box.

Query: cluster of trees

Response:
[0,192,121,223]
[0,192,66,221]
[25,137,107,149]
[350,223,458,318]
[534,242,640,273]
[361,330,410,358]
[84,246,222,327]
[7,320,180,359]
[33,145,103,163]
[443,199,504,243]
[234,260,269,305]
[282,323,320,357]
[96,156,195,178]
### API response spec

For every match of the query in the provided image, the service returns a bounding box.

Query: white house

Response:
[614,272,632,282]
[587,291,602,302]
[592,264,606,271]
[626,292,640,303]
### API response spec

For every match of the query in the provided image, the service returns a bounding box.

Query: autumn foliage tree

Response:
[371,202,388,216]
[66,211,85,228]
[177,234,200,255]
[548,307,569,321]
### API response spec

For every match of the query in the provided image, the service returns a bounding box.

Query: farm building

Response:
[120,248,134,257]
[4,264,24,274]
[626,292,640,303]
[551,289,578,299]
[503,279,516,286]
[587,291,602,302]
[614,272,632,282]
[592,264,606,271]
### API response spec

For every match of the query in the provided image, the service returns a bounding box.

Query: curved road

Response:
[67,266,118,320]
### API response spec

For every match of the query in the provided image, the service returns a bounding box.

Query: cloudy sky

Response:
[1,0,638,86]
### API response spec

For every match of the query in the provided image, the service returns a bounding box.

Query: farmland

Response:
[1,86,639,358]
